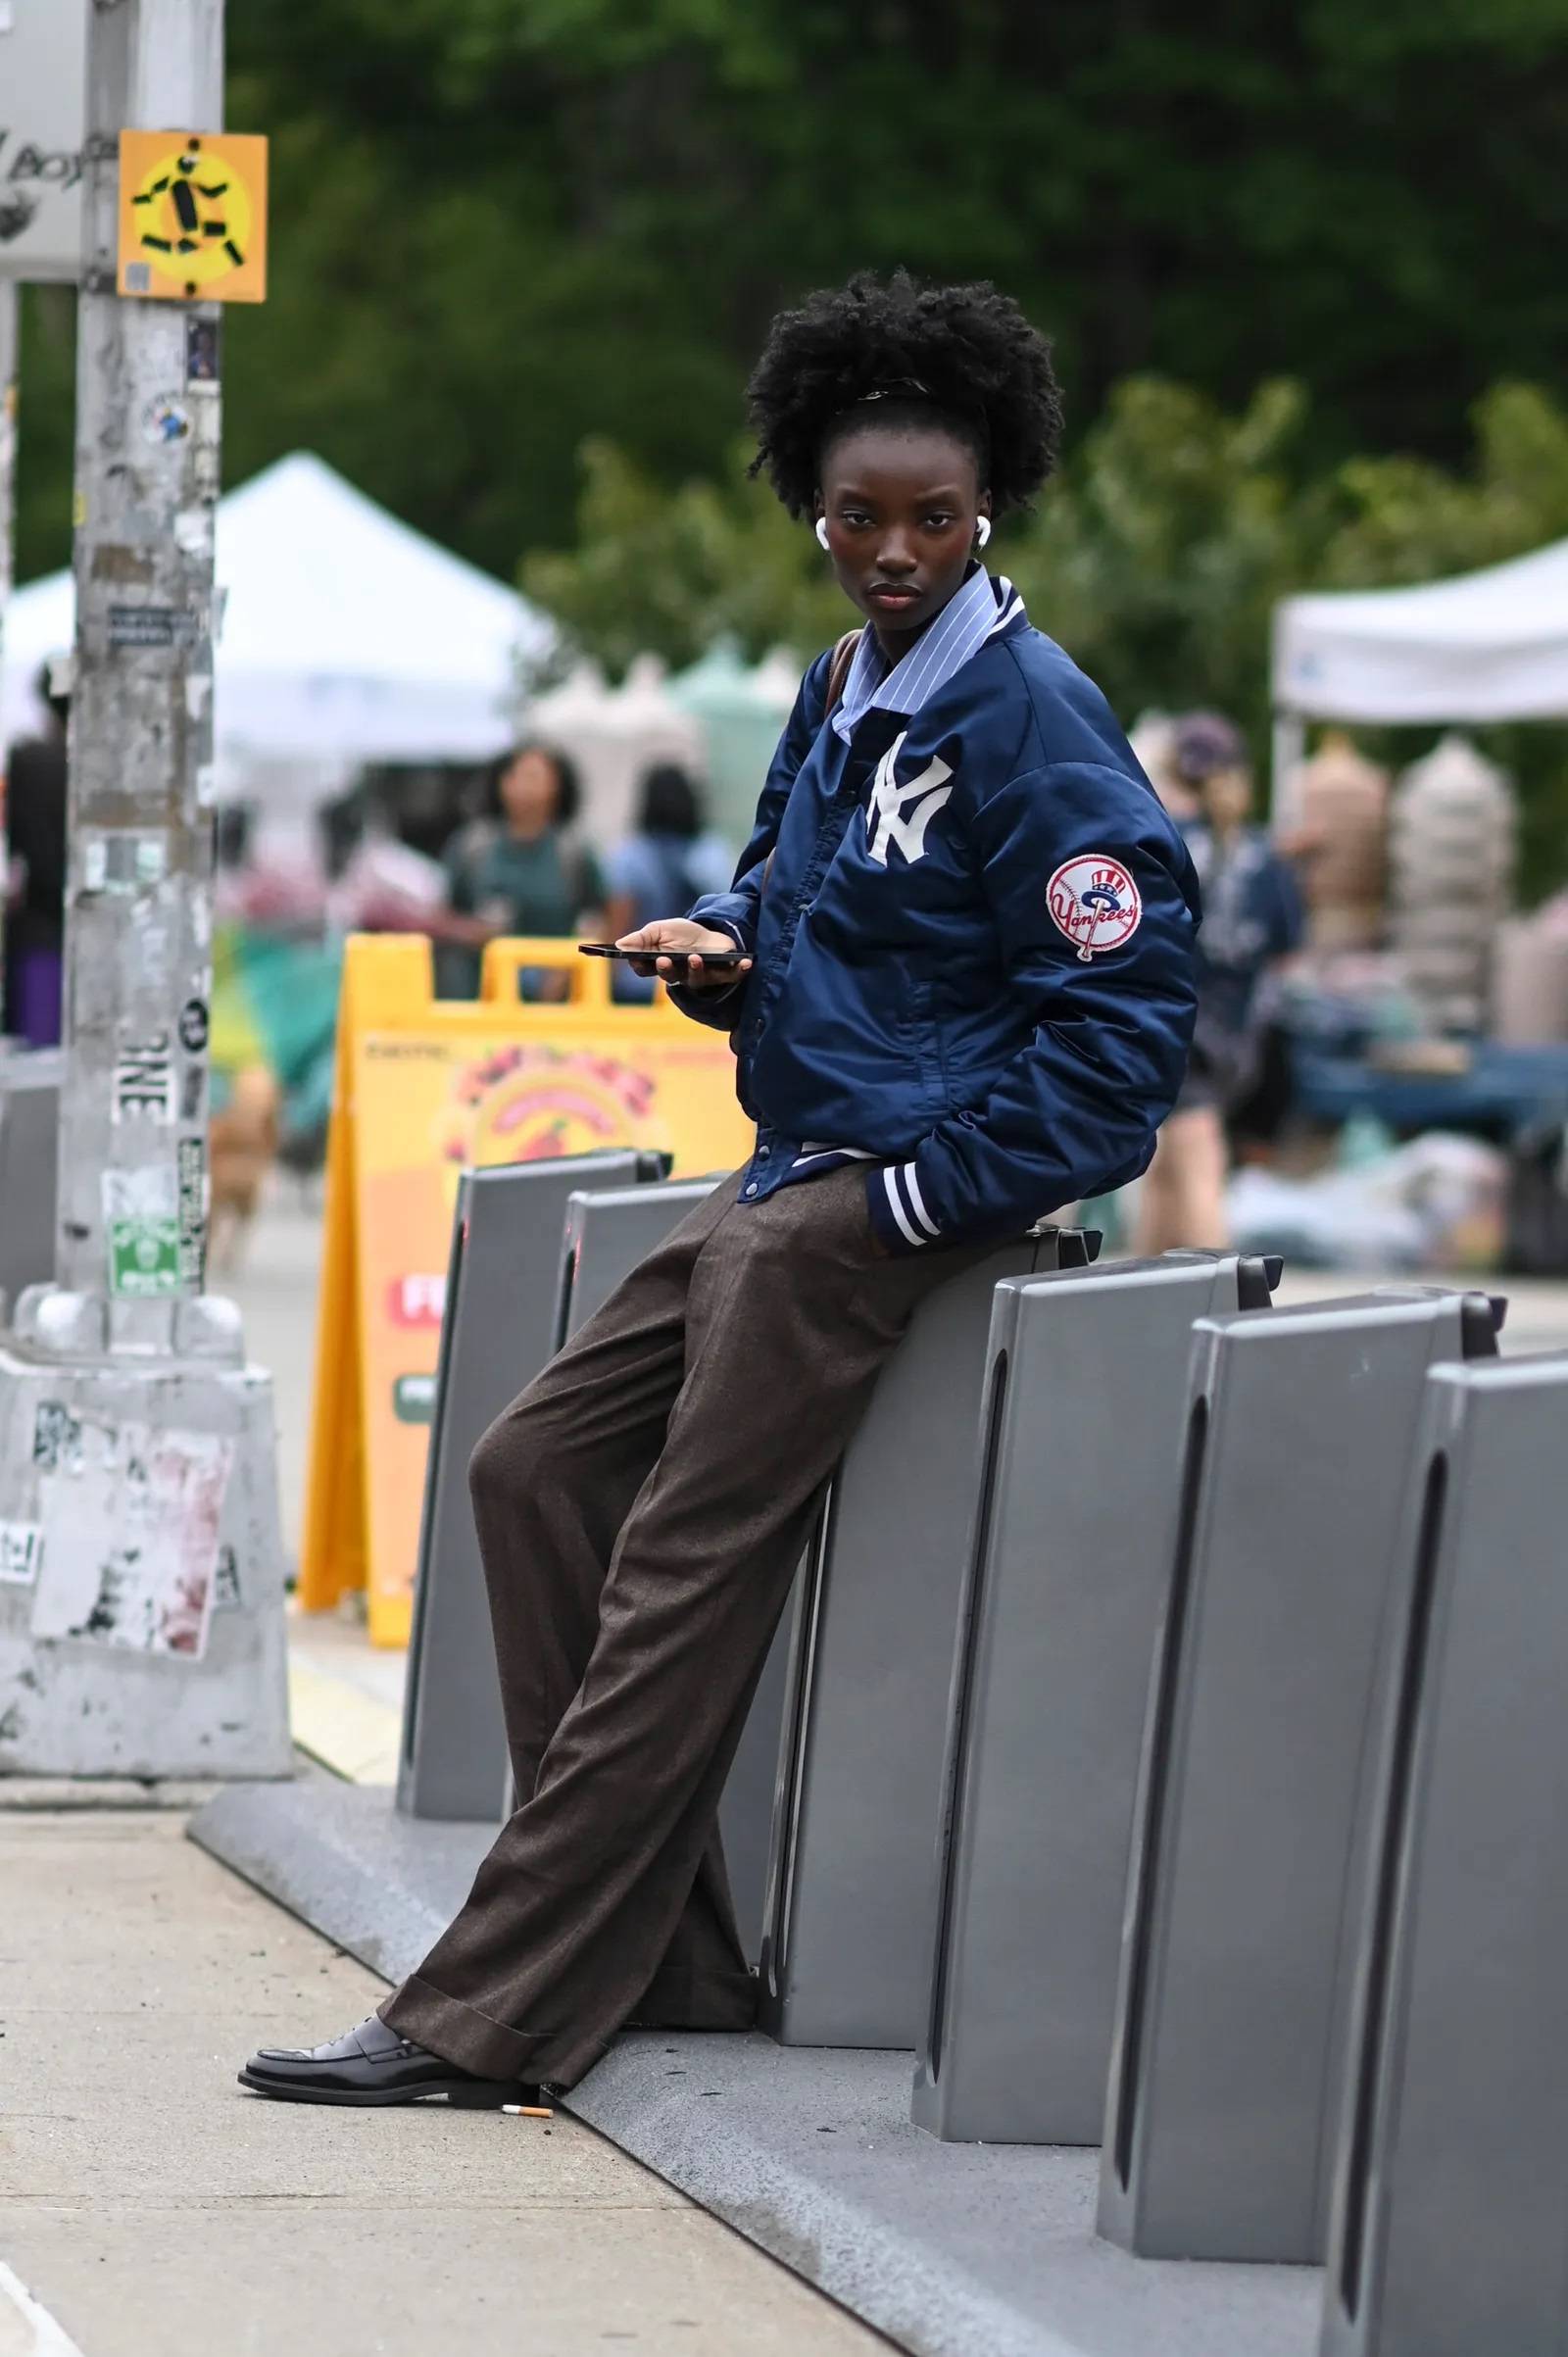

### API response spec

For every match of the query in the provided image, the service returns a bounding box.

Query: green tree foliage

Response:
[13,283,76,594]
[1014,378,1314,748]
[521,439,847,679]
[220,0,1568,567]
[21,0,1568,585]
[1316,385,1568,586]
[13,0,1568,872]
[532,377,1568,708]
[526,377,1568,885]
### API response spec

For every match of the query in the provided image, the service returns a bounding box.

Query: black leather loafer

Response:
[238,2012,537,2107]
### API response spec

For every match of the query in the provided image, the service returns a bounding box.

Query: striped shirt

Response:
[831,565,1024,743]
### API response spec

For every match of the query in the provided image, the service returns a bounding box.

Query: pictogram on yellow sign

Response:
[118,130,269,304]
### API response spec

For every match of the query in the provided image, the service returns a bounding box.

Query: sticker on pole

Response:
[30,1421,233,1657]
[0,1522,43,1585]
[117,130,268,304]
[1047,854,1143,962]
[113,1028,174,1123]
[103,1166,181,1299]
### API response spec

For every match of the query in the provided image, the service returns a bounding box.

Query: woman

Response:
[242,270,1199,2109]
[436,740,607,996]
[604,761,733,1002]
[1131,712,1303,1252]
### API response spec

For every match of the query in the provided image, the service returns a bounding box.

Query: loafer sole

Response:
[237,2067,532,2109]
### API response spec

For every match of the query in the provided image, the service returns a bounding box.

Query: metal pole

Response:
[53,0,222,1330]
[0,0,289,1779]
[0,279,17,1021]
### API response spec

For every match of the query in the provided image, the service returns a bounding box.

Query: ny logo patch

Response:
[866,732,955,868]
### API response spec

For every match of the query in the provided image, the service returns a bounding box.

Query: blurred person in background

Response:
[1132,711,1303,1252]
[2,664,69,1049]
[604,761,732,1002]
[1127,710,1200,824]
[436,741,607,997]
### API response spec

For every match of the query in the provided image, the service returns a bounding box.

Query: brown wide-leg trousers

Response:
[379,1161,975,2089]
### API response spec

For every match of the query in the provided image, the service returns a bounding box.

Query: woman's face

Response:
[816,423,990,654]
[500,748,560,834]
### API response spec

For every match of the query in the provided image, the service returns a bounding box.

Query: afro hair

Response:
[746,269,1061,520]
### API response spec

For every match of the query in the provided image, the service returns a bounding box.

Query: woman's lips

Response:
[867,585,922,608]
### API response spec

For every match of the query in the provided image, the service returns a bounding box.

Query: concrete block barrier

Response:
[552,1172,784,1966]
[397,1150,660,1823]
[0,1046,61,1322]
[1099,1288,1501,2264]
[912,1250,1280,2145]
[760,1226,1102,2049]
[556,1176,717,1340]
[1321,1350,1568,2357]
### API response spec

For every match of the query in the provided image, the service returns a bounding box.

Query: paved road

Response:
[0,1805,887,2357]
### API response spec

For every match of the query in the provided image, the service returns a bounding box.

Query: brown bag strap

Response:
[825,626,863,713]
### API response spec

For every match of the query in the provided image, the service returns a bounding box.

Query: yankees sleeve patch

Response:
[1047,854,1144,960]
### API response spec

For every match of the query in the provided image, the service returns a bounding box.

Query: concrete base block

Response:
[569,2036,1321,2357]
[0,1342,290,1778]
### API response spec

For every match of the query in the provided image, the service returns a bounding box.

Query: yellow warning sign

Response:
[118,130,269,304]
[298,935,754,1646]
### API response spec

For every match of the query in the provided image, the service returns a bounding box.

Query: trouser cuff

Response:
[380,1959,759,2088]
[380,1975,590,2085]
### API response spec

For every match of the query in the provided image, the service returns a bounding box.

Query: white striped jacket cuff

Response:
[866,1160,942,1255]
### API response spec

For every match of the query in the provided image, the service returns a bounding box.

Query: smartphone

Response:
[578,943,747,969]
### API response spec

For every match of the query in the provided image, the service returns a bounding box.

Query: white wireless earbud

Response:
[975,516,993,550]
[815,517,831,552]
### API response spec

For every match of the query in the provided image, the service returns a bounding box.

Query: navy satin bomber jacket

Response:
[673,600,1201,1256]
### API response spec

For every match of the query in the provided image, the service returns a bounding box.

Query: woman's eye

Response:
[839,512,872,528]
[924,514,955,530]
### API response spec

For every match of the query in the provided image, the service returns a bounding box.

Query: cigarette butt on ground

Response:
[502,2103,555,2118]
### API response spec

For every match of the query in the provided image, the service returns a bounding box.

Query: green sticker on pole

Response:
[103,1167,181,1299]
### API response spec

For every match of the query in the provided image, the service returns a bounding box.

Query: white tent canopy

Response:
[1273,538,1568,725]
[1,452,554,776]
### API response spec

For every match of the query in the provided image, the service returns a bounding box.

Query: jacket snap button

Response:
[744,1183,759,1198]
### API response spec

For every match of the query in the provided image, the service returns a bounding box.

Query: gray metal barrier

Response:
[760,1225,1102,2049]
[912,1249,1281,2145]
[1099,1287,1501,2265]
[1321,1352,1568,2357]
[557,1178,718,1344]
[397,1150,662,1823]
[0,1046,61,1319]
[554,1174,785,1967]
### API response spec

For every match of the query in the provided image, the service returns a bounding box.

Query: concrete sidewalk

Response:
[0,1806,886,2357]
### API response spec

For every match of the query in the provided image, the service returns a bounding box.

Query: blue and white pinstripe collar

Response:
[831,568,1025,743]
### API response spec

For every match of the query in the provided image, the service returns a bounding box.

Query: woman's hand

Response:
[616,919,753,991]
